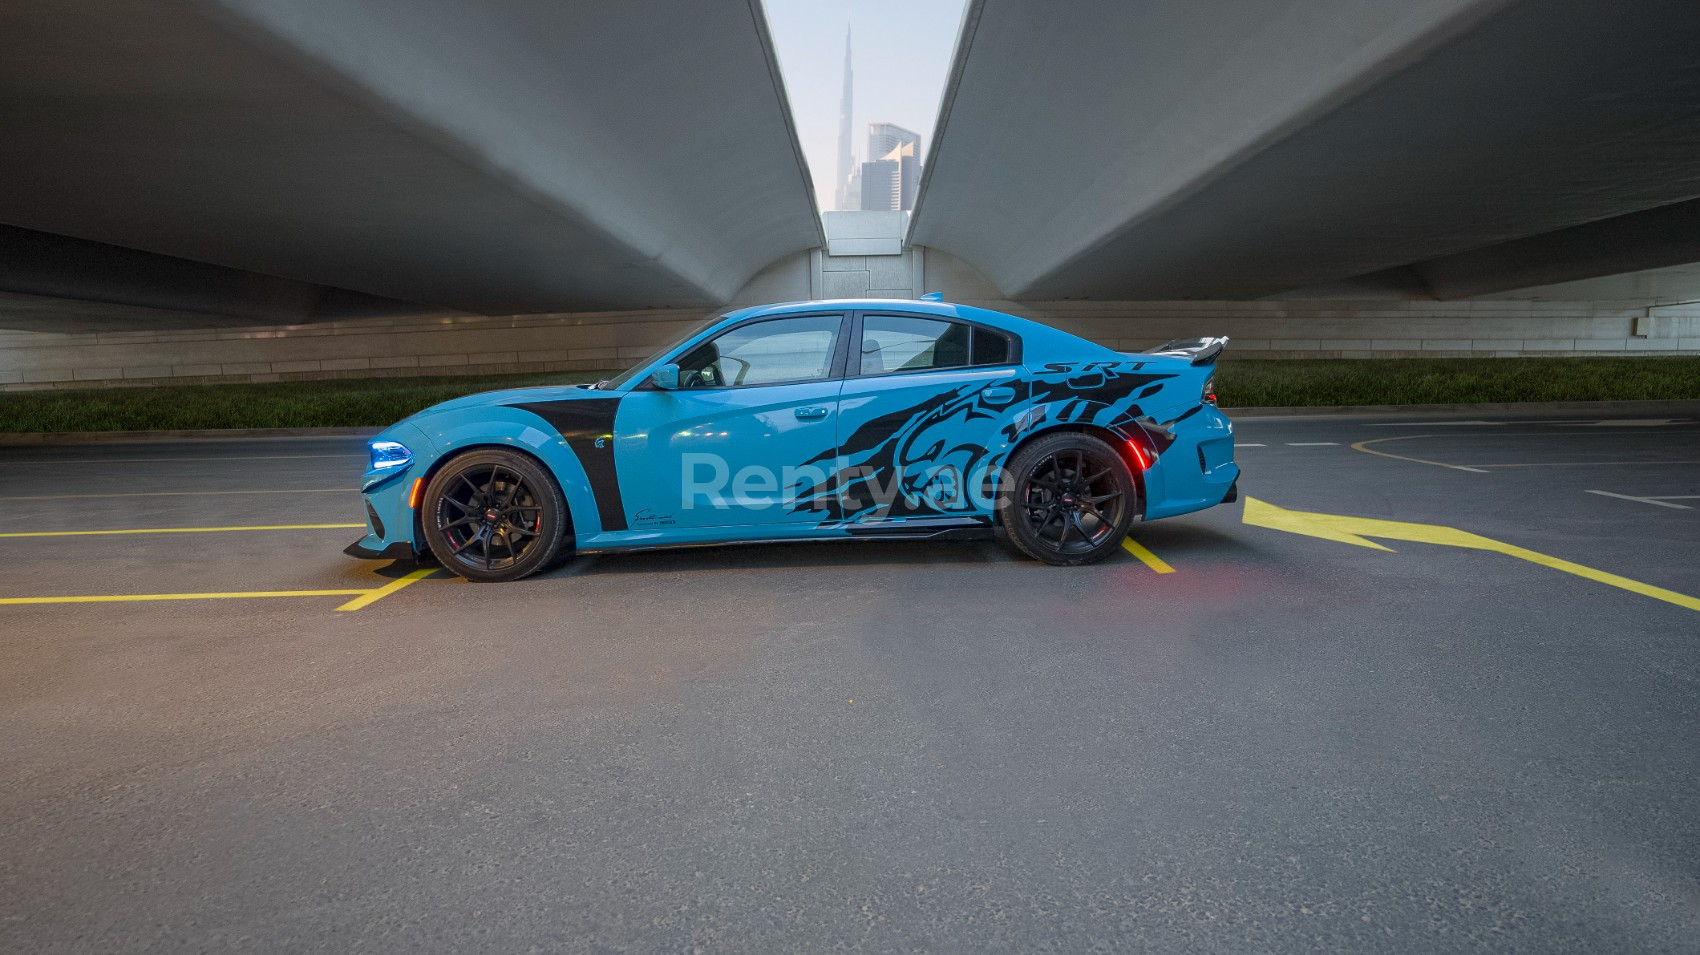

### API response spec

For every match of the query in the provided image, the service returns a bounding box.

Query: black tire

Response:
[420,449,570,582]
[997,432,1136,566]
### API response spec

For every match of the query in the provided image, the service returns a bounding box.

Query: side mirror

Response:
[650,363,681,390]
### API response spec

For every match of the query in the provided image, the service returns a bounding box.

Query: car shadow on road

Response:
[1128,521,1254,560]
[536,521,1264,578]
[544,537,1029,577]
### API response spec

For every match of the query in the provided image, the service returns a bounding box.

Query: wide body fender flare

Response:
[409,406,606,538]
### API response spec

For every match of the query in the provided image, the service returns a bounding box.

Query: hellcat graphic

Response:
[787,361,1183,525]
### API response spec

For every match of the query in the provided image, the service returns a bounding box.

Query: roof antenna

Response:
[920,292,943,302]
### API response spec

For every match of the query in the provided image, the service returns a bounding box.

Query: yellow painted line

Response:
[0,489,358,501]
[1,569,440,609]
[1501,548,1700,613]
[0,567,440,609]
[8,454,362,465]
[335,568,438,612]
[1243,497,1700,613]
[0,589,370,606]
[1121,537,1176,574]
[1350,436,1489,473]
[1352,430,1700,473]
[1473,460,1700,468]
[0,523,363,539]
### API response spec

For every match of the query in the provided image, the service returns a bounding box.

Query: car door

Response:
[614,312,849,531]
[832,312,1026,522]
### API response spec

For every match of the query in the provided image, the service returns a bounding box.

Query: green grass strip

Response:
[0,372,605,433]
[1214,356,1700,408]
[0,358,1696,433]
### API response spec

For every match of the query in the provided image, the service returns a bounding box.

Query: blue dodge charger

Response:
[347,298,1239,581]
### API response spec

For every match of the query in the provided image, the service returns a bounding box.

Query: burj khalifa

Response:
[834,26,854,211]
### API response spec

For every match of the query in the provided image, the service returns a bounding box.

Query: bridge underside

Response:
[911,0,1700,302]
[0,0,821,326]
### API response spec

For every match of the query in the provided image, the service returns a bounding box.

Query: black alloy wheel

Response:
[998,432,1136,566]
[420,450,570,582]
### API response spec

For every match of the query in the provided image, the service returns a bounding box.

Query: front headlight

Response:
[369,439,413,471]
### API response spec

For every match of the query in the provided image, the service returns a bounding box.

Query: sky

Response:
[761,0,969,212]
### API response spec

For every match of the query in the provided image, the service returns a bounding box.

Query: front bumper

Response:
[343,538,419,562]
[345,421,435,563]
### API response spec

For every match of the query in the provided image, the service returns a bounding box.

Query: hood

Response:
[412,383,606,418]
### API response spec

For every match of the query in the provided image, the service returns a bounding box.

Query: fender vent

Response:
[365,500,385,539]
[1197,446,1208,474]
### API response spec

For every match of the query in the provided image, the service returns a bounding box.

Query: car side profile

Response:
[346,299,1239,581]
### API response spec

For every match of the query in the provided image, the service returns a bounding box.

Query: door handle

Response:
[795,406,830,420]
[982,386,1017,405]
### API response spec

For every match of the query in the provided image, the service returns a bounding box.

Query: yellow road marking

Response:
[335,568,438,611]
[0,523,363,539]
[8,454,361,465]
[0,568,439,609]
[1243,496,1700,613]
[1474,460,1700,468]
[1350,436,1489,473]
[1352,430,1700,473]
[1121,537,1176,574]
[0,589,370,606]
[0,489,357,501]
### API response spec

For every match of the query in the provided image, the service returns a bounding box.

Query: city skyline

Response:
[837,29,923,212]
[859,122,921,211]
[762,0,968,214]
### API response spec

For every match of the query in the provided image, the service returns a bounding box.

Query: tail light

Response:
[1201,375,1217,405]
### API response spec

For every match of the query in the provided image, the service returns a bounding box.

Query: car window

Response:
[860,315,971,375]
[972,327,1012,366]
[600,313,721,389]
[677,315,842,388]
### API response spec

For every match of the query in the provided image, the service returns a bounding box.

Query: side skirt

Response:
[842,516,996,541]
[575,516,997,554]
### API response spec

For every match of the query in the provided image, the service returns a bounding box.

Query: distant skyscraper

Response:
[859,124,921,212]
[833,27,855,212]
[866,123,920,165]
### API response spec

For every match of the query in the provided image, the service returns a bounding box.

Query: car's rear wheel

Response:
[998,432,1135,566]
[420,449,569,582]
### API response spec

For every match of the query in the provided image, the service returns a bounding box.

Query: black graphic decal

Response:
[510,398,628,533]
[512,358,1197,536]
[791,361,1188,527]
[793,376,1028,523]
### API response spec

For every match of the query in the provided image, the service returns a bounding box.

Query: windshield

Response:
[597,314,724,389]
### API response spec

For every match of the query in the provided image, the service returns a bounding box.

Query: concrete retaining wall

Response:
[0,309,714,391]
[3,290,1696,392]
[995,299,1700,359]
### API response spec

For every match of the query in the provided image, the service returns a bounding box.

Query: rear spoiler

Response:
[1140,336,1228,366]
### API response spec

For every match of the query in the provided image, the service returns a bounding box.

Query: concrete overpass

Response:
[3,0,1698,389]
[910,0,1700,302]
[0,0,821,323]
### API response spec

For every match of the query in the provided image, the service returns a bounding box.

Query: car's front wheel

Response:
[420,449,570,582]
[998,432,1135,566]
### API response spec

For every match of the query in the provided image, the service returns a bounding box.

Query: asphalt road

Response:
[2,412,1697,953]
